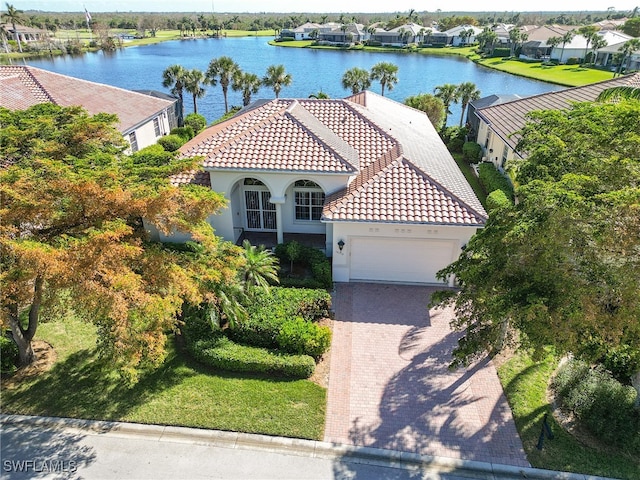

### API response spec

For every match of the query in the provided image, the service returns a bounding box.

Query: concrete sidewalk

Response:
[0,415,614,480]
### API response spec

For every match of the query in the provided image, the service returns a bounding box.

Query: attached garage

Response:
[349,237,456,284]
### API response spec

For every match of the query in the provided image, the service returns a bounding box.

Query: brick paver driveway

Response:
[324,283,529,467]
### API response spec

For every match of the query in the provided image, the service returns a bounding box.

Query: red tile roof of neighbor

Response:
[476,72,640,153]
[176,91,487,227]
[0,65,174,134]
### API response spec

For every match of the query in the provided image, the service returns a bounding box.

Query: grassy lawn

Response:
[2,317,326,440]
[497,352,639,479]
[475,57,615,87]
[452,153,487,207]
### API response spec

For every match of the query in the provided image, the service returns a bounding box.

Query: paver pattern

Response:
[324,283,529,467]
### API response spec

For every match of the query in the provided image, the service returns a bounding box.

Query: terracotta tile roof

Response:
[179,92,487,226]
[169,170,211,188]
[476,73,640,153]
[0,65,174,134]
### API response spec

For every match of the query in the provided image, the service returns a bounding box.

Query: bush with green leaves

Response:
[486,189,512,211]
[441,126,467,153]
[277,317,331,359]
[0,334,19,373]
[552,359,640,454]
[157,134,186,152]
[462,141,483,163]
[189,335,315,378]
[477,162,514,201]
[566,57,580,65]
[273,242,332,289]
[170,126,195,141]
[184,113,207,134]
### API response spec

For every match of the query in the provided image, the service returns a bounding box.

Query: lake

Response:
[26,36,561,125]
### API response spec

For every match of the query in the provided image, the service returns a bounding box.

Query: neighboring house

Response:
[473,73,640,170]
[161,92,487,285]
[1,23,49,44]
[280,22,322,40]
[466,94,522,142]
[595,36,639,70]
[442,25,483,46]
[0,65,177,152]
[519,24,576,59]
[317,23,366,45]
[370,23,423,46]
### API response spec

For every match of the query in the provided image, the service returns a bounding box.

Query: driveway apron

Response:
[324,283,529,467]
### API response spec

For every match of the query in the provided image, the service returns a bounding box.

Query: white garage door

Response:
[349,237,455,284]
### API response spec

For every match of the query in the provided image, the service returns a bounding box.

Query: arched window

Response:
[293,180,325,221]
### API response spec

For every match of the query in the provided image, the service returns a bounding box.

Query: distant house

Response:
[472,73,640,170]
[0,65,177,152]
[317,23,366,45]
[369,23,424,46]
[158,92,487,285]
[442,25,483,46]
[1,23,49,44]
[595,35,639,71]
[280,22,322,40]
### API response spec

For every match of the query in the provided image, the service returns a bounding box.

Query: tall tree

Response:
[262,64,292,99]
[231,70,261,107]
[404,94,446,131]
[559,30,575,63]
[434,83,460,128]
[2,3,23,53]
[589,35,608,65]
[577,25,599,64]
[508,28,522,57]
[183,68,206,114]
[369,62,399,97]
[341,67,371,94]
[456,82,481,127]
[616,38,640,76]
[0,104,235,378]
[431,100,640,399]
[162,64,187,126]
[206,56,241,113]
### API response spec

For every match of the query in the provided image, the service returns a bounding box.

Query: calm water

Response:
[26,37,561,124]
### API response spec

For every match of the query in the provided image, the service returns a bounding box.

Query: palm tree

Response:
[578,26,599,64]
[240,240,279,296]
[262,64,292,99]
[590,36,608,65]
[559,30,575,64]
[320,15,328,24]
[456,82,481,127]
[308,91,329,99]
[2,3,24,53]
[184,68,206,114]
[616,38,640,76]
[434,83,460,128]
[231,71,261,106]
[597,85,640,101]
[370,62,399,96]
[546,36,562,61]
[162,64,187,126]
[508,28,521,57]
[477,28,498,55]
[206,56,240,113]
[341,67,371,94]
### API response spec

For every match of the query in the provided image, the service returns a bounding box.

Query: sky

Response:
[10,0,639,13]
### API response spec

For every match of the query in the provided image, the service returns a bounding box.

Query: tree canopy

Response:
[431,100,640,394]
[0,104,238,380]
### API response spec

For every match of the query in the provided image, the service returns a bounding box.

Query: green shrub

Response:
[441,126,467,153]
[276,317,331,358]
[477,162,514,200]
[190,336,315,378]
[157,134,186,152]
[552,359,640,454]
[486,189,512,211]
[366,40,382,46]
[170,126,195,141]
[0,334,19,373]
[566,57,580,65]
[462,141,483,163]
[491,47,511,58]
[274,242,332,289]
[184,113,207,133]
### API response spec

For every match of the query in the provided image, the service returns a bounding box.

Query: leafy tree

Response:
[0,104,235,379]
[456,82,481,127]
[434,83,460,128]
[341,67,371,94]
[431,101,640,400]
[183,68,206,115]
[2,3,23,53]
[476,28,498,55]
[547,36,562,60]
[369,62,399,97]
[206,56,240,113]
[622,16,640,37]
[262,64,292,99]
[162,64,187,126]
[404,93,446,131]
[231,70,261,107]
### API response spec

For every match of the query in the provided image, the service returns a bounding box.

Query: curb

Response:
[0,414,615,480]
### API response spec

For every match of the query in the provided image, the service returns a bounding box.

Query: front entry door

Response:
[244,189,276,231]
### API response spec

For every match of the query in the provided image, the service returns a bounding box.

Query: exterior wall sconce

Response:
[337,239,345,252]
[489,148,493,153]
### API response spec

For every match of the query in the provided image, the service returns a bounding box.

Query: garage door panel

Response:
[350,237,454,284]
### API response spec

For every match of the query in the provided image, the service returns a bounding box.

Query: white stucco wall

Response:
[330,222,480,284]
[125,110,171,153]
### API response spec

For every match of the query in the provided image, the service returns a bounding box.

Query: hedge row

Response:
[189,335,315,379]
[551,359,640,455]
[477,162,514,202]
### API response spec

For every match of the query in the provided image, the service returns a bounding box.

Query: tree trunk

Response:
[7,275,43,367]
[631,370,640,408]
